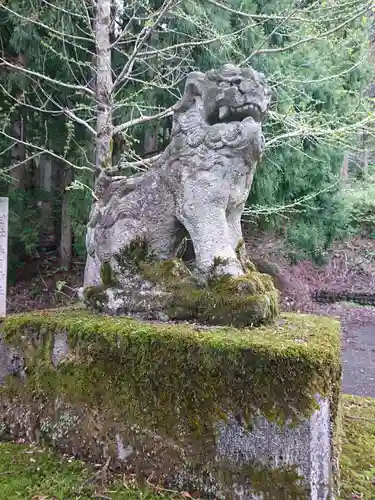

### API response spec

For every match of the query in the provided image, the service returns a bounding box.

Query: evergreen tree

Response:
[0,0,373,272]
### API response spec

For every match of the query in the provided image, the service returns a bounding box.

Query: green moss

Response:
[219,462,308,499]
[0,394,370,500]
[0,442,170,499]
[171,270,279,327]
[1,310,340,433]
[115,236,154,273]
[83,262,118,310]
[167,277,279,327]
[82,284,109,311]
[1,393,372,499]
[235,239,245,259]
[340,394,375,499]
[235,239,257,272]
[84,236,280,326]
[0,310,341,497]
[100,261,117,286]
[137,257,279,327]
[140,258,195,288]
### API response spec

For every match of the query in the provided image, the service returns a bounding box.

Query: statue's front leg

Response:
[177,203,243,277]
[83,253,102,287]
[226,204,257,273]
[227,203,246,258]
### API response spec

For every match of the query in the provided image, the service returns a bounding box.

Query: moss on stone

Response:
[1,309,340,442]
[340,394,375,499]
[134,255,280,327]
[167,273,279,327]
[100,261,117,287]
[114,236,153,273]
[83,236,280,326]
[83,261,118,310]
[0,310,341,497]
[2,310,340,422]
[140,258,195,288]
[82,284,109,311]
[1,393,371,499]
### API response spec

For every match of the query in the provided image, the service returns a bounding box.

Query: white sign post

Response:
[0,198,9,317]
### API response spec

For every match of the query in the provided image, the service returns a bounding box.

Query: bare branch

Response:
[205,0,307,22]
[115,153,161,172]
[242,3,301,64]
[250,4,373,57]
[265,115,374,149]
[0,129,98,173]
[285,58,366,84]
[114,106,174,134]
[138,26,255,58]
[5,151,42,177]
[34,84,97,136]
[61,106,97,136]
[242,181,340,218]
[0,57,96,96]
[41,0,94,21]
[112,0,180,90]
[0,142,17,157]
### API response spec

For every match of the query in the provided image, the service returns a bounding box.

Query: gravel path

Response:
[342,323,375,398]
[310,303,375,398]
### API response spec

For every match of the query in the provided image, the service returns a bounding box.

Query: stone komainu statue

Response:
[82,64,279,326]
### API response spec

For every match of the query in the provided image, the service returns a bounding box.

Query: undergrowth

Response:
[0,441,173,499]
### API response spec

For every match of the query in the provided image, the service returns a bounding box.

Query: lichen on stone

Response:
[2,311,341,456]
[90,236,280,327]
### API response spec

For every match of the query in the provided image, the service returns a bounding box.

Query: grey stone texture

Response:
[0,197,8,317]
[0,335,25,385]
[0,331,336,499]
[83,64,272,289]
[215,398,332,500]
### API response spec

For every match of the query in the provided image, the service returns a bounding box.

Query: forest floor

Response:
[7,233,375,397]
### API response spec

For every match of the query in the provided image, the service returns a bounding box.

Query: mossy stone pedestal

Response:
[0,311,341,499]
[83,254,280,327]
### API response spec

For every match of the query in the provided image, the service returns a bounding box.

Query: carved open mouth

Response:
[216,103,262,124]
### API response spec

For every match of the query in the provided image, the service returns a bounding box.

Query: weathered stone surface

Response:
[0,197,8,318]
[81,65,277,324]
[0,335,24,386]
[0,311,341,499]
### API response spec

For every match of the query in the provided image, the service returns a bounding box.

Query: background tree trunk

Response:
[60,165,73,268]
[10,54,27,191]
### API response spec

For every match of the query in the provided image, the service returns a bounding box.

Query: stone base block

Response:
[0,311,341,499]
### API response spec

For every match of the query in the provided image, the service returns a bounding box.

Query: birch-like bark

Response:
[95,0,113,172]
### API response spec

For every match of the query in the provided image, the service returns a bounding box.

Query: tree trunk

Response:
[38,155,57,251]
[95,0,113,172]
[60,166,73,268]
[363,148,369,180]
[10,107,26,190]
[10,54,27,190]
[341,150,349,186]
[143,123,159,155]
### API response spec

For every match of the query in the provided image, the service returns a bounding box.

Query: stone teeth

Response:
[219,106,229,120]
